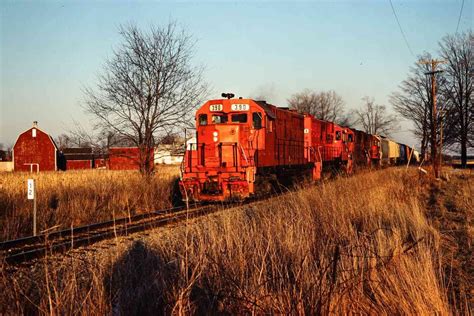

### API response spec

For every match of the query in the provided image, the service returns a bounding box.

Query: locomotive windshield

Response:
[212,114,228,124]
[231,113,247,123]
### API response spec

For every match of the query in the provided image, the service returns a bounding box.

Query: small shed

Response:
[13,121,60,172]
[63,147,94,170]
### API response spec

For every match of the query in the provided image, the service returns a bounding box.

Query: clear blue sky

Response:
[1,0,472,148]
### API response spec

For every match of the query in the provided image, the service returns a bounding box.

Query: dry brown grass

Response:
[1,168,472,314]
[0,166,179,241]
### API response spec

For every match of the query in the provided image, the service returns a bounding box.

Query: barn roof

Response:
[64,154,94,160]
[63,147,93,154]
[13,125,58,151]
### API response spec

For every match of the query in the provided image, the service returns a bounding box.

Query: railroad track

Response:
[0,204,221,265]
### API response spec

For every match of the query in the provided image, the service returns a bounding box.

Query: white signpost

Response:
[27,179,37,236]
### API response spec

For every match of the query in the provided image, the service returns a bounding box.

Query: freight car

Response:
[396,143,419,165]
[381,137,400,165]
[180,97,316,202]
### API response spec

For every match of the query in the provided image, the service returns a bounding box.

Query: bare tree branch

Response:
[354,97,399,136]
[287,89,350,125]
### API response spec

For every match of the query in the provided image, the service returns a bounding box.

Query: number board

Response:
[27,179,35,200]
[231,103,249,111]
[209,104,223,112]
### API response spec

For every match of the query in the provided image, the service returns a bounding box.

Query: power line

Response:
[455,0,465,33]
[389,0,415,57]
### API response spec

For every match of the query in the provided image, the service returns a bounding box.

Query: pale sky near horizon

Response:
[1,0,472,148]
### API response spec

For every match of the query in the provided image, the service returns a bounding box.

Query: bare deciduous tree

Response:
[390,53,446,158]
[439,31,473,168]
[84,22,207,175]
[354,97,399,136]
[287,89,350,125]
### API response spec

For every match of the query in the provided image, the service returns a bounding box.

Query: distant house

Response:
[0,150,11,161]
[0,150,13,172]
[154,144,184,165]
[12,121,62,172]
[62,147,94,170]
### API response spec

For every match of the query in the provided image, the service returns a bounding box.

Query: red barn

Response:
[63,147,94,170]
[108,147,153,170]
[13,121,60,172]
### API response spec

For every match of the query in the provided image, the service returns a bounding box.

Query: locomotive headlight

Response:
[213,136,218,142]
[213,131,218,137]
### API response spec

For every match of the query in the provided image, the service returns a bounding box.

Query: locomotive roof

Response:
[204,98,289,119]
[254,100,277,119]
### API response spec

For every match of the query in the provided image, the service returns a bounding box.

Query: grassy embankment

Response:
[0,166,179,241]
[1,167,472,314]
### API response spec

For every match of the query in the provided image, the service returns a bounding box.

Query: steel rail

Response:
[0,204,199,251]
[3,205,217,265]
[1,205,217,265]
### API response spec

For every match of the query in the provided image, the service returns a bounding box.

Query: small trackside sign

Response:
[27,179,35,200]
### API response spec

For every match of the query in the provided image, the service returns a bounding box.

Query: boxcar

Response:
[381,137,400,165]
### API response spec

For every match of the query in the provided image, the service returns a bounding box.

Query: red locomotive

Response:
[304,115,354,175]
[352,129,381,168]
[180,96,317,202]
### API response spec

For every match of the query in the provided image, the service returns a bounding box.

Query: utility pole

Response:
[439,109,445,168]
[419,59,446,179]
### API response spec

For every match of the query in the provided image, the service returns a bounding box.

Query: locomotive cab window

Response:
[198,114,208,126]
[267,118,273,132]
[348,134,353,142]
[212,114,228,124]
[253,112,263,129]
[335,131,341,141]
[231,113,247,123]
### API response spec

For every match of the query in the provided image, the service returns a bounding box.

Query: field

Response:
[0,166,179,241]
[1,167,473,314]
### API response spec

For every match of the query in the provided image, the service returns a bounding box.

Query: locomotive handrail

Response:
[239,144,249,166]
